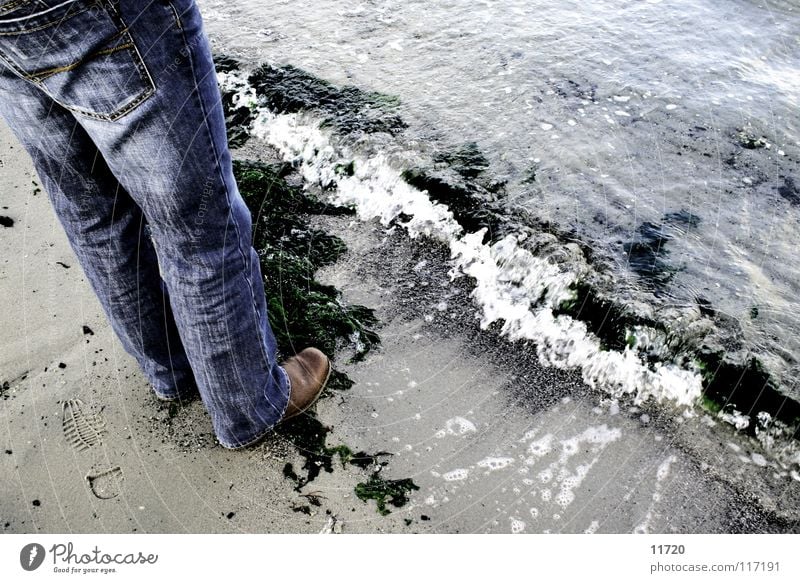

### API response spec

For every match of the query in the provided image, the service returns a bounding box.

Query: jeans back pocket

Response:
[0,0,155,121]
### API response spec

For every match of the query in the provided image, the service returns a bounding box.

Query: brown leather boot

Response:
[280,347,331,422]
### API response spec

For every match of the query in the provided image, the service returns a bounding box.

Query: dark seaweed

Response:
[695,350,800,436]
[348,450,393,470]
[235,159,379,362]
[401,168,506,242]
[555,282,658,353]
[213,54,244,74]
[736,129,768,150]
[248,64,406,136]
[276,415,350,490]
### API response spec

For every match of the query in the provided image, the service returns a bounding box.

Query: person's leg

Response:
[0,0,298,448]
[0,64,197,401]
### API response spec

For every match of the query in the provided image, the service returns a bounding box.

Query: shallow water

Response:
[199,0,800,396]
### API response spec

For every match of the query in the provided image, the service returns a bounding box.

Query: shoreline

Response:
[1,121,798,533]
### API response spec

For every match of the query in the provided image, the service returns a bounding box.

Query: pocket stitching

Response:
[61,73,154,121]
[27,28,130,80]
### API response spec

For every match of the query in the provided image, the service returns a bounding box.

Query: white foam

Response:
[526,434,554,461]
[444,416,477,436]
[442,468,470,482]
[754,412,800,469]
[510,518,526,534]
[655,455,676,482]
[477,456,515,472]
[450,231,703,407]
[217,71,258,110]
[718,409,750,431]
[555,490,575,509]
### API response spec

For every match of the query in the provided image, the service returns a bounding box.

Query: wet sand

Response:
[1,120,798,533]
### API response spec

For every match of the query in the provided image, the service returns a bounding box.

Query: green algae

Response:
[247,64,406,136]
[276,414,404,498]
[700,394,723,415]
[355,473,420,516]
[694,350,800,435]
[234,159,379,362]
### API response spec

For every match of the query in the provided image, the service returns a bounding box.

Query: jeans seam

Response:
[175,13,280,437]
[165,0,182,30]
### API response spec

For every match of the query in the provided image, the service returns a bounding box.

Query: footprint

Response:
[86,467,123,500]
[62,399,105,451]
[63,400,123,500]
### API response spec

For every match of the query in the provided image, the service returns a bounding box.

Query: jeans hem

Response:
[216,365,291,450]
[152,382,198,402]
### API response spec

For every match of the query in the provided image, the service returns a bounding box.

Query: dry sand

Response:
[1,120,798,534]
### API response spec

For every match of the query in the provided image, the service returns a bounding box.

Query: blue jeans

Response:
[0,0,290,448]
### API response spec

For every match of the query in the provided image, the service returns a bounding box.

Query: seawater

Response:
[200,0,800,400]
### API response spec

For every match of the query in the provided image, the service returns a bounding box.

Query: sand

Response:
[1,119,798,534]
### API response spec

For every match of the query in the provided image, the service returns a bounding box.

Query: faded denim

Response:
[0,0,290,448]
